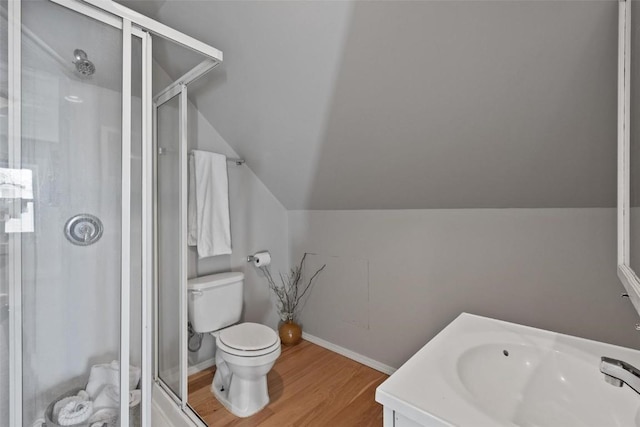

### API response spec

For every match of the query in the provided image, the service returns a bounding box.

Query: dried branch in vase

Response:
[260,252,326,322]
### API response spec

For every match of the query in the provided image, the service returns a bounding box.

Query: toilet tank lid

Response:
[187,272,244,291]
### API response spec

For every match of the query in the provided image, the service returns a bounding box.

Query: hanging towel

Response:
[187,150,232,258]
[187,155,198,247]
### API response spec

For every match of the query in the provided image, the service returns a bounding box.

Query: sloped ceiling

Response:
[120,0,618,210]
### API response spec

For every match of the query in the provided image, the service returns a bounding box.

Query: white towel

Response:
[88,408,118,427]
[53,391,90,422]
[129,389,141,408]
[187,150,232,258]
[92,384,119,410]
[57,398,93,426]
[187,155,198,247]
[86,361,141,399]
[93,385,141,409]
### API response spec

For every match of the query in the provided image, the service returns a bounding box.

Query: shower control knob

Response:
[64,214,103,246]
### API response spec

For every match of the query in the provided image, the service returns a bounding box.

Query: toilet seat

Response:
[217,323,280,357]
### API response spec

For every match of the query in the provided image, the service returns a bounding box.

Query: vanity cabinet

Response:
[383,408,434,427]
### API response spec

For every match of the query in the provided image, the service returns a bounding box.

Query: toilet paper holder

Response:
[247,251,271,267]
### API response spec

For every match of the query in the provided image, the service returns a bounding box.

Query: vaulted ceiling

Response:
[120,0,619,210]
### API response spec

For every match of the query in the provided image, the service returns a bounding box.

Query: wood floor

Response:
[188,340,388,427]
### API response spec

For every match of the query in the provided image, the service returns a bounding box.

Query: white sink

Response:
[376,314,640,427]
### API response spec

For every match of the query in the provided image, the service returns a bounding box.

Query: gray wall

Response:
[289,208,640,369]
[137,0,619,211]
[185,103,288,364]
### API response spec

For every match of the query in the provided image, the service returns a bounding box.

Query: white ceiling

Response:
[120,0,619,210]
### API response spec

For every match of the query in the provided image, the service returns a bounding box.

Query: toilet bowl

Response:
[211,322,281,417]
[187,272,281,418]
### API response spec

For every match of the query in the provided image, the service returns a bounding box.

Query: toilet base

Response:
[209,330,281,418]
[211,364,270,418]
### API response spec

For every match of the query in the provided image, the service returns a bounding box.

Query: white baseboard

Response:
[187,357,216,376]
[301,332,396,375]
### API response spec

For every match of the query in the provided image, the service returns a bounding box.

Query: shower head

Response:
[73,49,95,76]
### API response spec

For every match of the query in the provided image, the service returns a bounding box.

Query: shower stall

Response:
[0,0,222,425]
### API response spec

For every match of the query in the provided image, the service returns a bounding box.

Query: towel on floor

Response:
[93,385,141,409]
[86,361,141,399]
[88,408,119,427]
[129,389,141,407]
[56,395,93,426]
[187,150,232,258]
[53,390,90,422]
[93,384,119,410]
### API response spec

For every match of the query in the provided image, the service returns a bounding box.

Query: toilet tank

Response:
[188,272,244,333]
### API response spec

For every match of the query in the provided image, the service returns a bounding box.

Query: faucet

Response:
[600,356,640,394]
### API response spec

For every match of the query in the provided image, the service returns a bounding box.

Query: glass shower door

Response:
[15,1,143,425]
[1,0,219,424]
[156,93,184,401]
[153,56,218,418]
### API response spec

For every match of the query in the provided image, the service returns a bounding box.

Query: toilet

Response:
[188,272,281,417]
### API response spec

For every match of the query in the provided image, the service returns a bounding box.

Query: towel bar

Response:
[157,147,245,165]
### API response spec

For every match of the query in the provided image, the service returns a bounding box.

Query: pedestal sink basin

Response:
[376,314,640,426]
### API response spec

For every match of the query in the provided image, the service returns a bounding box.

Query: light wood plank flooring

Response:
[188,340,388,426]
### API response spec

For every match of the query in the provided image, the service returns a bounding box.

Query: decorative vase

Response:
[279,320,302,346]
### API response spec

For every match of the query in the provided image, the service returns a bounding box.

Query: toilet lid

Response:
[219,323,279,351]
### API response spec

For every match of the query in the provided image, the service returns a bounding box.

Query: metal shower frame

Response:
[6,1,222,425]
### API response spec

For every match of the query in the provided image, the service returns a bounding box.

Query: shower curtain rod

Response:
[157,147,245,165]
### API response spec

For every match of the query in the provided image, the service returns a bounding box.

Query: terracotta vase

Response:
[279,320,302,346]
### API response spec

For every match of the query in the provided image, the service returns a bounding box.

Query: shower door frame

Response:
[617,0,640,314]
[152,59,219,424]
[153,84,190,411]
[6,1,222,425]
[7,2,22,426]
